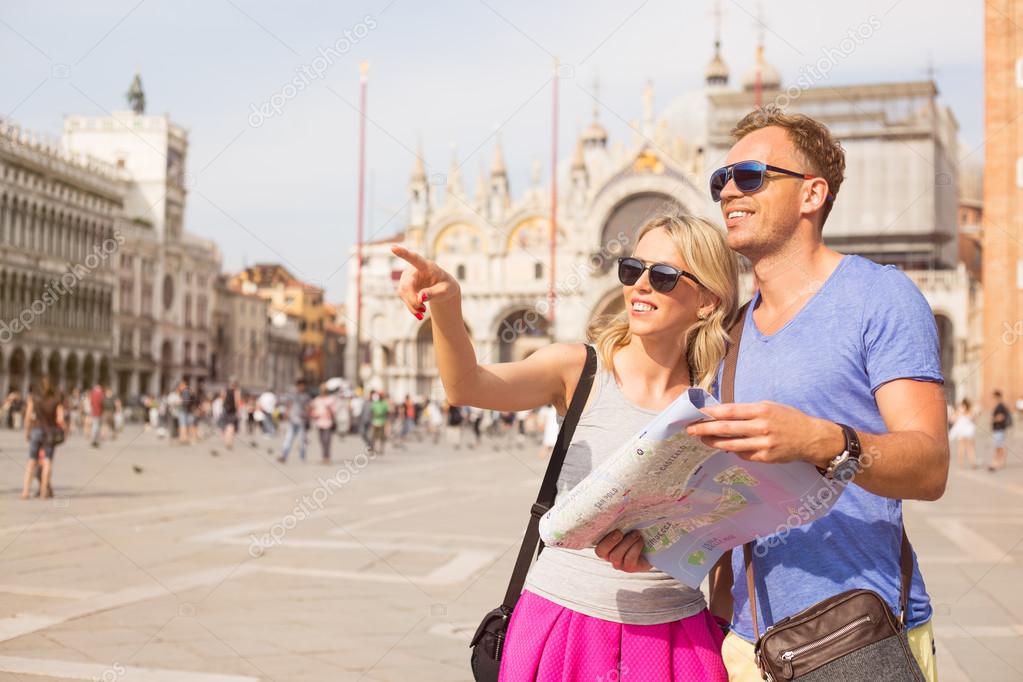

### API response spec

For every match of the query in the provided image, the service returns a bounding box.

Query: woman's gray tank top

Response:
[522,351,707,624]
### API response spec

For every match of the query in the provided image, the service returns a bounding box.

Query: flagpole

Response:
[548,57,559,328]
[354,61,369,389]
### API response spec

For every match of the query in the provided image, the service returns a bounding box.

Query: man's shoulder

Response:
[836,256,928,313]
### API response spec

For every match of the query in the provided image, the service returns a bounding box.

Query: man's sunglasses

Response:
[617,257,701,293]
[709,160,834,203]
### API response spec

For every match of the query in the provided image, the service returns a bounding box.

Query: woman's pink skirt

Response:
[498,590,728,681]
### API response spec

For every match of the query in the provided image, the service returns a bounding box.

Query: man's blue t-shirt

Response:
[723,255,943,642]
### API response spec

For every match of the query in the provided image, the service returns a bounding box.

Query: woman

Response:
[949,398,977,469]
[443,400,464,450]
[392,213,738,680]
[310,384,338,463]
[21,378,65,499]
[425,399,443,444]
[538,404,559,459]
[221,380,242,451]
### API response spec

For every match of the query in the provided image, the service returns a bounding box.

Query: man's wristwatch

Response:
[824,423,862,481]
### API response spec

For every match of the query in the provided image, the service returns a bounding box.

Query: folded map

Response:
[538,388,846,587]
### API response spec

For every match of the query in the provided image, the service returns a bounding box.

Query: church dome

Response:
[742,46,781,91]
[658,88,712,148]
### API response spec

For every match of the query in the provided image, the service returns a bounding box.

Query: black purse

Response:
[469,343,597,681]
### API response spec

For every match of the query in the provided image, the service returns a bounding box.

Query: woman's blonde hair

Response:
[587,213,740,390]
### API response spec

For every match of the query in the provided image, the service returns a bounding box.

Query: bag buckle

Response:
[530,503,549,519]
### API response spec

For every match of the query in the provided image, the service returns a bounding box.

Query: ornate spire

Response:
[582,73,608,147]
[411,136,426,183]
[473,157,488,208]
[571,136,585,171]
[642,80,655,138]
[488,134,510,219]
[705,0,729,87]
[491,134,507,177]
[126,72,145,115]
[445,144,464,202]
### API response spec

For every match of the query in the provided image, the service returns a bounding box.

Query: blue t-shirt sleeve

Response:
[861,267,944,393]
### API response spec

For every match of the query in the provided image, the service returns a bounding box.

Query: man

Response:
[89,382,104,447]
[279,378,310,463]
[177,381,193,445]
[256,389,277,439]
[369,391,389,455]
[990,390,1012,472]
[685,106,948,681]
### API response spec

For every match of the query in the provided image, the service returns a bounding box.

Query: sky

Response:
[1,0,984,302]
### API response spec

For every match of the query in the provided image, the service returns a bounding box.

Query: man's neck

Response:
[749,238,844,333]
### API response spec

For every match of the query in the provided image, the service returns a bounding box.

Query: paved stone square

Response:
[1,423,1022,681]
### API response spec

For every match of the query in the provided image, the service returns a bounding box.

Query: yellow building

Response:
[229,264,326,382]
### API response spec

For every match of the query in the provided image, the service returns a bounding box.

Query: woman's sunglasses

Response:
[709,160,834,203]
[617,257,701,293]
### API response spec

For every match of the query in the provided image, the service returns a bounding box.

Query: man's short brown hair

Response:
[731,105,846,227]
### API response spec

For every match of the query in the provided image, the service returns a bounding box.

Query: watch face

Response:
[832,456,861,483]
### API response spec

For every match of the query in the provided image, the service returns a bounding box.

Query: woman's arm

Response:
[392,245,581,413]
[24,396,34,439]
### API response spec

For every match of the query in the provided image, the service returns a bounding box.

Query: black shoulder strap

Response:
[501,343,598,610]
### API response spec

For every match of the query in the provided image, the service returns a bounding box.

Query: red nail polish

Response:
[414,313,423,320]
[421,292,428,303]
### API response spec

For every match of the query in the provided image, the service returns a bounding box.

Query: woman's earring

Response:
[697,310,708,320]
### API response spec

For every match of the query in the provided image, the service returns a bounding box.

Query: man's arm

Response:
[687,378,949,501]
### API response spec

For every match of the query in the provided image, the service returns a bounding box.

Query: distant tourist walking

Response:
[400,394,417,442]
[444,401,463,450]
[424,399,443,444]
[221,380,242,450]
[21,378,64,499]
[990,390,1012,472]
[88,382,104,447]
[279,378,311,463]
[256,389,277,438]
[309,384,338,463]
[177,381,194,445]
[369,391,389,455]
[948,399,977,469]
[538,404,559,459]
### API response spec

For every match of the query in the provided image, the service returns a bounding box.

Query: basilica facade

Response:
[348,40,982,406]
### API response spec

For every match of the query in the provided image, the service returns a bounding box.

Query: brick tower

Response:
[982,1,1023,404]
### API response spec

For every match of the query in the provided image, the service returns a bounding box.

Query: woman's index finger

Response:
[390,244,430,270]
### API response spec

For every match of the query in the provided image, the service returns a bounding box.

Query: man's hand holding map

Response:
[538,388,847,587]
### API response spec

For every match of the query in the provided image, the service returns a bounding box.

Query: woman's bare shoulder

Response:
[536,342,589,413]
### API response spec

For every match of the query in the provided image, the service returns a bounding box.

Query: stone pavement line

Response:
[189,511,499,586]
[0,584,101,599]
[366,484,447,505]
[936,624,1023,638]
[0,565,258,643]
[0,655,261,682]
[0,482,298,537]
[0,450,505,541]
[924,517,1012,563]
[255,549,494,586]
[957,469,1023,496]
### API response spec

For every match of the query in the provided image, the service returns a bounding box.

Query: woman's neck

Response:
[615,335,691,399]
